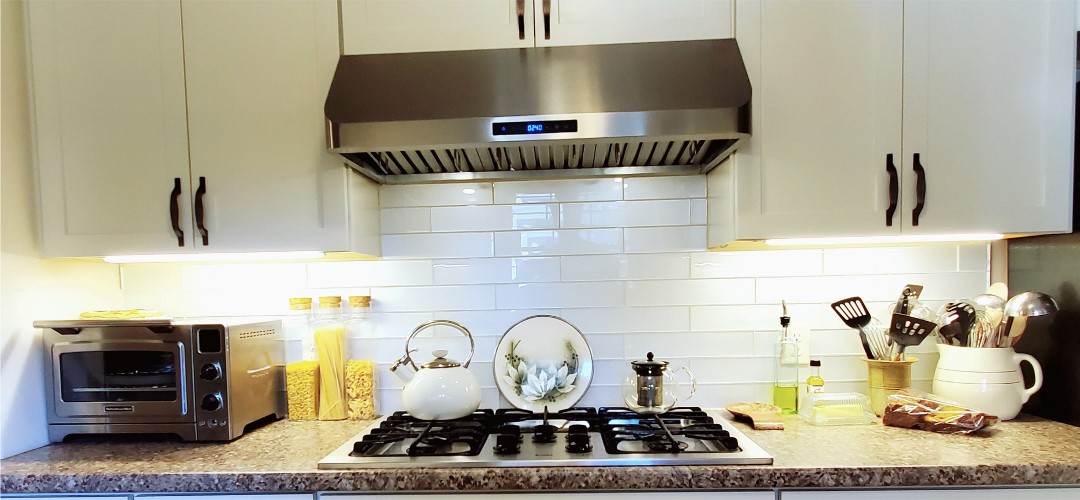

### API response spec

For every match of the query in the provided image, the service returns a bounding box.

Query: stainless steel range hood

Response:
[325,39,751,184]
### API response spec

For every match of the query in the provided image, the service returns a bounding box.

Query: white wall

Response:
[121,178,990,414]
[0,0,124,459]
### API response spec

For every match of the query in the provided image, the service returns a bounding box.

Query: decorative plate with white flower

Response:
[494,315,594,412]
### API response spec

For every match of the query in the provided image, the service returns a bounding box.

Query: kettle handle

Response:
[405,320,476,369]
[1012,352,1043,403]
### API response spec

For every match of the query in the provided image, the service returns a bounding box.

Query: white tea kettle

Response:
[389,320,481,420]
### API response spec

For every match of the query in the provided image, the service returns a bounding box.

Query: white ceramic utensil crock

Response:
[932,343,1043,420]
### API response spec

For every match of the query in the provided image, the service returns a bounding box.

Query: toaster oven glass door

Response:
[52,341,188,418]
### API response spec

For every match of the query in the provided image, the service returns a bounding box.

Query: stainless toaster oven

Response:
[34,318,286,442]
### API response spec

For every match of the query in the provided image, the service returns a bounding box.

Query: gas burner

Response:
[322,407,772,468]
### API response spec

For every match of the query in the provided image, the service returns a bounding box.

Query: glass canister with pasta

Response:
[345,295,377,420]
[314,296,346,420]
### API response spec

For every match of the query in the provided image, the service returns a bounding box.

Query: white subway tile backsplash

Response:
[823,245,960,275]
[958,243,990,272]
[622,176,706,200]
[510,204,559,230]
[383,232,494,259]
[380,207,431,234]
[624,226,706,253]
[626,278,755,307]
[495,282,624,309]
[494,229,623,257]
[430,205,513,232]
[116,177,990,415]
[493,178,623,204]
[432,257,559,285]
[756,275,893,303]
[559,306,690,334]
[560,200,692,229]
[380,183,493,208]
[691,249,822,278]
[307,260,433,288]
[624,331,755,358]
[690,199,707,225]
[372,285,496,312]
[560,253,690,281]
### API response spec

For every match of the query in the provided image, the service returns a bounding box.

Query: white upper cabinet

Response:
[732,0,904,239]
[28,0,380,258]
[899,0,1075,235]
[723,0,1075,243]
[181,0,351,253]
[27,0,192,257]
[342,0,731,55]
[534,0,732,47]
[341,0,535,55]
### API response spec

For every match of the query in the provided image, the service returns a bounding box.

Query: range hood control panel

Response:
[493,119,578,136]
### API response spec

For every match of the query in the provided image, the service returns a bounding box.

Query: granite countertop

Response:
[2,414,1080,493]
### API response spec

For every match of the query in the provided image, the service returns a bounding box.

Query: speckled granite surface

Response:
[2,414,1079,493]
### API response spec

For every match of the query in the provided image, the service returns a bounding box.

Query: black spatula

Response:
[831,297,876,360]
[889,313,937,361]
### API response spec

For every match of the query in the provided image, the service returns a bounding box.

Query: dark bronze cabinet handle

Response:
[912,153,926,226]
[885,154,898,227]
[516,0,525,40]
[542,0,551,40]
[170,178,184,247]
[195,176,208,245]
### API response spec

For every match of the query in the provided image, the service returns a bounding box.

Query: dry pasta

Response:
[285,361,319,420]
[345,360,376,420]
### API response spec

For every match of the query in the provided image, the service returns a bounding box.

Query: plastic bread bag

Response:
[881,389,999,434]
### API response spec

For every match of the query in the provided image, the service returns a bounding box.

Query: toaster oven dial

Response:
[200,393,223,412]
[199,362,221,381]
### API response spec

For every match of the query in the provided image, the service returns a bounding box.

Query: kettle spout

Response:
[390,351,417,383]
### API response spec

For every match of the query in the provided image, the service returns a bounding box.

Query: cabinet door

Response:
[323,493,772,499]
[732,0,904,240]
[901,0,1075,235]
[181,0,350,253]
[535,0,732,47]
[341,0,535,55]
[27,0,192,257]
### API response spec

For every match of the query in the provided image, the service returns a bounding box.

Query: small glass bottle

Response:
[314,296,346,420]
[344,296,377,420]
[806,359,825,394]
[773,301,800,414]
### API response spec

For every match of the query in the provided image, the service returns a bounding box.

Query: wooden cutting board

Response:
[725,402,785,430]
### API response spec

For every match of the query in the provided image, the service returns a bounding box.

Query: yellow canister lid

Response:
[289,297,312,310]
[349,295,372,306]
[319,296,342,306]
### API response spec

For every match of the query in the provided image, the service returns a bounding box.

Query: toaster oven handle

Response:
[246,365,272,375]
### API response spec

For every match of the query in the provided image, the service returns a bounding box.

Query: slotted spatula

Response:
[831,297,876,360]
[889,313,937,361]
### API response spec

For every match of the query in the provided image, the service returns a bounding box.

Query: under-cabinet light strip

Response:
[764,233,1004,246]
[103,251,325,264]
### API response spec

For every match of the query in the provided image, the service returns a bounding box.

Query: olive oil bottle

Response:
[773,301,800,414]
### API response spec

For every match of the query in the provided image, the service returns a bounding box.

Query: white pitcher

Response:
[932,343,1043,420]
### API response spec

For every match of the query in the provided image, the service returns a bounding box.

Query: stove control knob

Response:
[568,424,588,435]
[497,424,522,439]
[565,433,593,454]
[199,362,221,381]
[532,424,557,443]
[493,434,522,455]
[200,392,223,412]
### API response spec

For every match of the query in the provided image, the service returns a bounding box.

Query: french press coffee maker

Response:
[622,352,697,413]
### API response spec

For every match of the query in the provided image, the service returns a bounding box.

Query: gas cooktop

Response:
[318,407,773,468]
